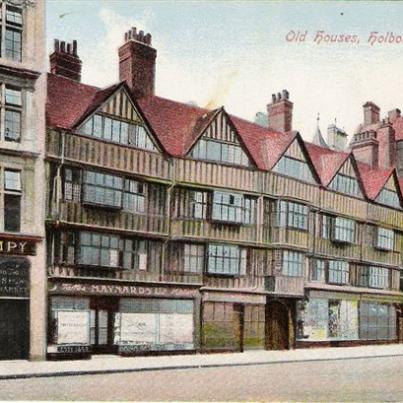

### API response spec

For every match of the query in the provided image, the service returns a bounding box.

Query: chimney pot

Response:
[72,40,77,56]
[54,39,60,52]
[267,89,293,132]
[271,94,276,103]
[50,38,82,82]
[66,43,71,54]
[363,101,380,126]
[145,33,152,45]
[388,108,401,122]
[131,27,137,39]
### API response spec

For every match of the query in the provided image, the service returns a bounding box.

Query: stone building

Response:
[0,0,46,360]
[43,27,403,359]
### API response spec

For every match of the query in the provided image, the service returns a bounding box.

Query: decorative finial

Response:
[316,112,320,126]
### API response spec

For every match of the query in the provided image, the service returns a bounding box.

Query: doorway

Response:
[265,300,289,350]
[90,297,118,354]
[0,300,29,359]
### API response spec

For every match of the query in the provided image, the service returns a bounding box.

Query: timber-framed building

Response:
[45,27,403,359]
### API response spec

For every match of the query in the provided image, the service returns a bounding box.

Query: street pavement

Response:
[0,354,402,401]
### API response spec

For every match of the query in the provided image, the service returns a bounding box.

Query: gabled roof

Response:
[356,162,395,200]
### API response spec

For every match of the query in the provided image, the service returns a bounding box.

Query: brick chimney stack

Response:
[49,39,82,82]
[267,90,293,132]
[118,27,156,99]
[363,101,380,126]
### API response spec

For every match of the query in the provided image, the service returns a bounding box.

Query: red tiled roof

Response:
[357,162,395,200]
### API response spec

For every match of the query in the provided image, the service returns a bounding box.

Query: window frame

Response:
[1,3,23,62]
[207,243,247,276]
[3,168,21,232]
[375,227,394,251]
[282,250,305,277]
[275,200,308,231]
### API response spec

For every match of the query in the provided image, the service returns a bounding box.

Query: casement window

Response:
[358,266,389,289]
[58,231,75,265]
[81,113,157,151]
[191,190,208,219]
[3,169,21,232]
[183,243,204,273]
[282,250,305,277]
[275,200,308,230]
[0,84,22,142]
[332,217,355,244]
[0,3,23,61]
[79,231,120,267]
[64,167,81,202]
[122,179,145,214]
[190,137,250,166]
[329,173,361,197]
[82,170,123,208]
[376,188,401,209]
[122,239,148,271]
[310,259,326,282]
[328,260,349,284]
[273,156,315,183]
[375,227,394,251]
[359,302,396,340]
[211,191,255,224]
[207,244,247,275]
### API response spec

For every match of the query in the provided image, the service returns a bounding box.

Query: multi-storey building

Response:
[0,0,46,361]
[44,27,403,359]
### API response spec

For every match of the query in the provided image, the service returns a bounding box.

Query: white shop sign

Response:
[57,310,90,345]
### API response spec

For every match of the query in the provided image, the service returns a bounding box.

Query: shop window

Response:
[82,170,123,208]
[80,113,157,152]
[4,169,21,232]
[275,200,308,230]
[122,179,145,213]
[282,250,304,277]
[273,155,315,184]
[328,260,349,285]
[375,227,394,251]
[358,266,389,289]
[0,4,23,61]
[359,302,396,340]
[207,244,246,276]
[183,243,204,273]
[79,231,120,267]
[190,137,250,166]
[211,191,255,224]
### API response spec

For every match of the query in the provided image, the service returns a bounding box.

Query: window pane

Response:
[4,110,21,142]
[4,170,21,191]
[4,194,21,232]
[5,29,21,61]
[5,87,22,106]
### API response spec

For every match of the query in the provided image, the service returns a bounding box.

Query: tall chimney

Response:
[363,102,380,126]
[118,27,156,99]
[267,89,293,132]
[49,39,82,82]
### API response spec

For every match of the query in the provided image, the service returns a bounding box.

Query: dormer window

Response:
[329,173,362,198]
[376,188,401,209]
[273,155,315,183]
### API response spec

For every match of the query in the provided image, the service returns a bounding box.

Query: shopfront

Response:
[47,280,200,359]
[297,290,400,346]
[0,236,37,360]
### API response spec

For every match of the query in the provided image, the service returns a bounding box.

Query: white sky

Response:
[47,0,403,143]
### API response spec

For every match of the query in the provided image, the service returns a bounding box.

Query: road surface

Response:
[1,355,402,401]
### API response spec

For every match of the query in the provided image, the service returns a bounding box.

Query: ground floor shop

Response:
[297,290,403,347]
[47,280,200,359]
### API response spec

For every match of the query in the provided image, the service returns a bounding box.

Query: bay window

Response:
[282,250,304,277]
[212,191,255,224]
[358,266,389,289]
[328,260,349,284]
[79,232,120,267]
[332,217,355,244]
[207,244,246,275]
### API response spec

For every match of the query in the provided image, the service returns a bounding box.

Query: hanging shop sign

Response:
[48,281,199,298]
[0,256,30,297]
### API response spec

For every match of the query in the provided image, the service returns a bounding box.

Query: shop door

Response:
[265,300,289,350]
[233,304,244,352]
[90,298,118,354]
[0,300,29,360]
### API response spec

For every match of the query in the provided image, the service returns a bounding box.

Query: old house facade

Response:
[44,27,403,359]
[0,0,46,361]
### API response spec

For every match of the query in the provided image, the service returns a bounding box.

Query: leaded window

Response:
[82,170,123,208]
[190,137,250,166]
[282,250,304,277]
[79,232,120,267]
[375,227,394,251]
[81,113,157,152]
[64,167,81,202]
[122,179,145,213]
[0,3,23,61]
[333,217,355,244]
[191,190,208,219]
[122,239,148,271]
[328,260,349,284]
[212,191,255,224]
[207,244,247,275]
[3,169,21,232]
[376,188,401,209]
[310,259,325,282]
[273,156,315,183]
[329,173,362,197]
[183,244,204,273]
[275,200,308,230]
[358,266,389,289]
